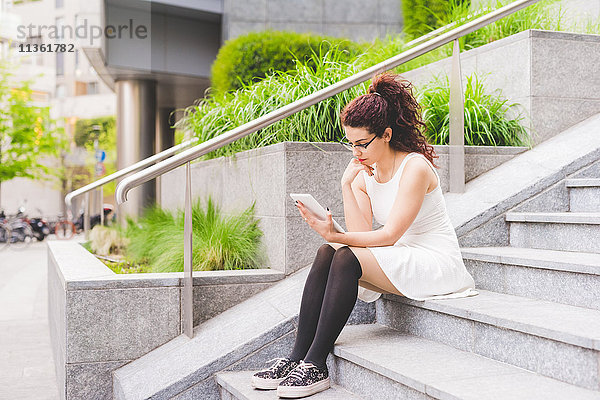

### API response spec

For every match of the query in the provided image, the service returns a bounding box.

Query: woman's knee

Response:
[317,243,335,258]
[308,243,336,275]
[330,246,363,279]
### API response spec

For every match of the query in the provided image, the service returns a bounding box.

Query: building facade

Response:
[1,0,115,218]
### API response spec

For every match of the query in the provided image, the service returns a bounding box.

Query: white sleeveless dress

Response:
[357,152,479,303]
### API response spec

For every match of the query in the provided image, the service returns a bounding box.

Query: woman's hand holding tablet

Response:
[290,193,346,234]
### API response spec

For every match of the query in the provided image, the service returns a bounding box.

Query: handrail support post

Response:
[99,187,104,227]
[84,192,90,239]
[183,162,193,338]
[449,38,465,193]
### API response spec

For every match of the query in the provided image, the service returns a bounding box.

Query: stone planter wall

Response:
[161,142,527,275]
[402,30,600,145]
[47,241,283,400]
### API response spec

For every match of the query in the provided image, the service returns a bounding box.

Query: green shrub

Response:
[181,43,530,160]
[181,45,366,160]
[462,0,564,50]
[417,73,530,146]
[402,0,470,39]
[210,30,364,94]
[355,34,453,75]
[365,0,597,76]
[124,197,265,273]
[89,225,128,256]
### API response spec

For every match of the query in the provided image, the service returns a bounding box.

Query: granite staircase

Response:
[215,169,600,399]
[111,132,600,400]
[108,105,600,400]
[111,156,600,400]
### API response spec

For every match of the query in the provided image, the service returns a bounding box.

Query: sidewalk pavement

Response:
[0,237,74,399]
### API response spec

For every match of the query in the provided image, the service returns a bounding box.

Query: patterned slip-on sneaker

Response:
[252,357,300,390]
[276,361,330,398]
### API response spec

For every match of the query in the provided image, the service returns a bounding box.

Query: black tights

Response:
[288,244,363,368]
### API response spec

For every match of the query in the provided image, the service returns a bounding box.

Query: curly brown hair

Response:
[340,72,438,167]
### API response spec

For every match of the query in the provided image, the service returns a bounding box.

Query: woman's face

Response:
[343,125,390,166]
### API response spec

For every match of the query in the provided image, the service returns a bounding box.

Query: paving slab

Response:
[0,239,63,400]
[461,246,600,275]
[387,289,600,351]
[505,211,600,224]
[566,179,600,187]
[216,370,362,400]
[333,324,600,400]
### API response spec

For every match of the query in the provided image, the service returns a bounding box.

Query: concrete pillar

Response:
[116,79,157,222]
[155,107,175,205]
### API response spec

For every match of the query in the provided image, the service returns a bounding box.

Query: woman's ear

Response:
[384,127,393,142]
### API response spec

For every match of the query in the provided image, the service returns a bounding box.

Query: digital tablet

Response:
[289,193,346,233]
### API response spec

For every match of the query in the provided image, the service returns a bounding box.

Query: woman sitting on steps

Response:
[251,72,478,399]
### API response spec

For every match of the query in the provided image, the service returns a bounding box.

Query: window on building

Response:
[56,52,64,76]
[1,0,13,12]
[55,84,66,98]
[55,17,65,42]
[74,81,86,95]
[31,90,50,103]
[29,36,43,65]
[55,0,63,8]
[17,36,43,65]
[87,81,98,95]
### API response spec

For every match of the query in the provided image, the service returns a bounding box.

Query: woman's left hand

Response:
[295,201,336,242]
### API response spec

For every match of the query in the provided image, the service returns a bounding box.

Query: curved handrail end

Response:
[64,193,74,209]
[115,184,128,205]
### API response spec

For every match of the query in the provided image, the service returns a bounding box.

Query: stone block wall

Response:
[402,30,600,145]
[47,241,283,400]
[161,142,526,275]
[222,0,403,42]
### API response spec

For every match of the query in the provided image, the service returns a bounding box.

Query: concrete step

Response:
[112,267,375,400]
[461,246,600,310]
[331,324,600,400]
[566,179,600,212]
[505,212,600,253]
[111,270,311,400]
[216,370,362,400]
[378,290,600,390]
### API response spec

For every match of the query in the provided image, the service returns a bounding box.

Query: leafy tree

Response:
[74,116,116,151]
[0,60,67,208]
[71,116,117,197]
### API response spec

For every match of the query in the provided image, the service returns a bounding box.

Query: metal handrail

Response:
[114,0,541,338]
[64,136,198,208]
[116,0,540,204]
[70,7,489,215]
[67,6,493,218]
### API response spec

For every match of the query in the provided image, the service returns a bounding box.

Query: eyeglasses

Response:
[339,135,377,151]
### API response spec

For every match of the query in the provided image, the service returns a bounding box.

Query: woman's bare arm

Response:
[342,172,372,232]
[329,158,430,247]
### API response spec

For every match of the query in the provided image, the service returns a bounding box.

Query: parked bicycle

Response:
[52,211,76,239]
[24,207,51,242]
[52,205,116,240]
[0,210,11,251]
[0,207,34,250]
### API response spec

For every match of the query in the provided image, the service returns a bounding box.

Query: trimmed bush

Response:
[210,30,364,94]
[181,45,366,160]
